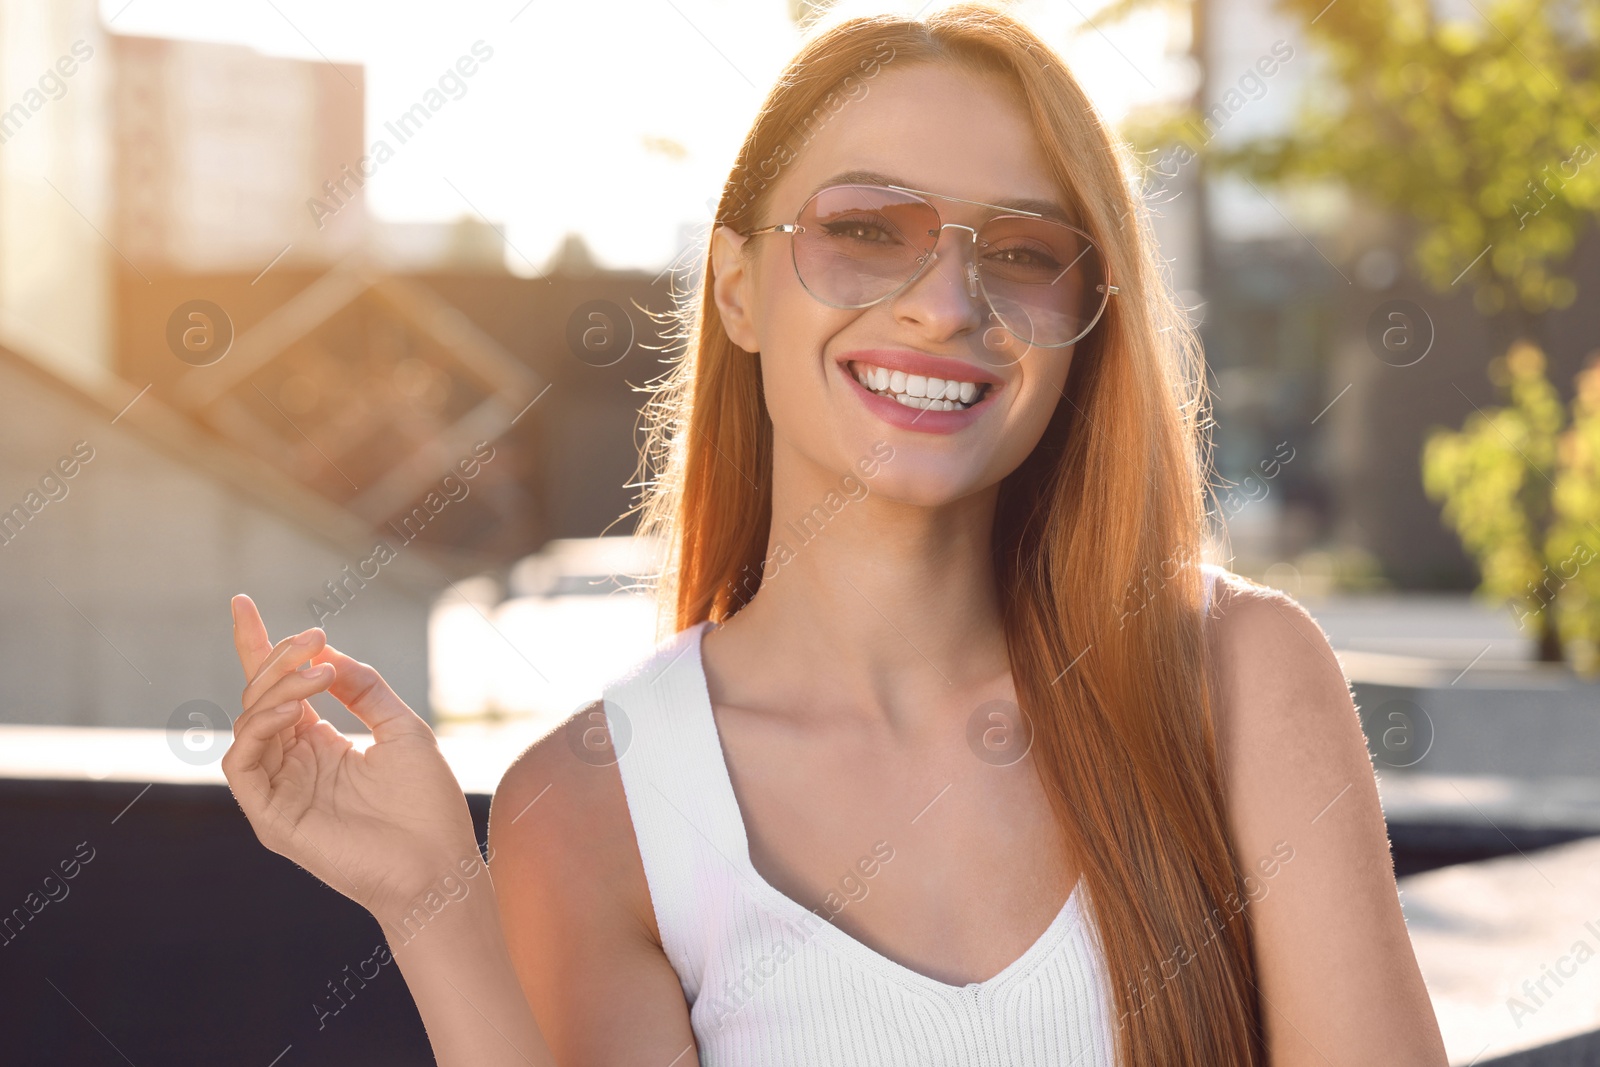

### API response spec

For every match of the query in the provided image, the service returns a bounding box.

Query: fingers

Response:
[241,628,328,713]
[242,661,337,722]
[231,594,326,700]
[221,698,304,833]
[231,595,275,678]
[313,645,431,741]
[226,596,427,745]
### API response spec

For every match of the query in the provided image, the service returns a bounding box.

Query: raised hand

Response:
[222,594,481,927]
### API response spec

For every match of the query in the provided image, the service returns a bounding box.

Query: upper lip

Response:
[836,349,1005,387]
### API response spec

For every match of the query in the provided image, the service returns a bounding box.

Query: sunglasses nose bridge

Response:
[917,222,983,300]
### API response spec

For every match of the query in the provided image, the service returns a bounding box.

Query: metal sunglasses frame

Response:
[739,182,1119,349]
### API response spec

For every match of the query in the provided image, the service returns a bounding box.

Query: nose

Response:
[887,224,986,342]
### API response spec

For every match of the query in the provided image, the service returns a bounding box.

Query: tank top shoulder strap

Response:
[600,619,732,1004]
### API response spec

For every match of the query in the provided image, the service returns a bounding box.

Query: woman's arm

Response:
[375,881,555,1067]
[489,702,700,1066]
[1209,577,1447,1066]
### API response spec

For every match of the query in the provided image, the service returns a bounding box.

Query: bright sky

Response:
[99,0,1184,271]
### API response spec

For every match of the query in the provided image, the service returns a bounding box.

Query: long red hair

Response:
[629,6,1261,1063]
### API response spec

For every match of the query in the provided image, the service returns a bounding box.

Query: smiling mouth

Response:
[845,360,995,412]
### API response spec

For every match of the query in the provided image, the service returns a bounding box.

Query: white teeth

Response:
[849,360,988,411]
[894,394,956,411]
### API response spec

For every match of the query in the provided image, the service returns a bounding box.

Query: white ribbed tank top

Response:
[601,564,1223,1065]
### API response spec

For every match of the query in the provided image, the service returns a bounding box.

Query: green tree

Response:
[1545,351,1600,668]
[1127,0,1600,339]
[1423,342,1600,667]
[1421,343,1562,660]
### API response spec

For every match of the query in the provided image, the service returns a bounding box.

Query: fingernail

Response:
[299,663,329,678]
[292,631,316,646]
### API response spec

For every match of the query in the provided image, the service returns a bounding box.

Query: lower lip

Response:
[839,363,996,435]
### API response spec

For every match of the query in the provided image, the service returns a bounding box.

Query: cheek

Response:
[752,247,834,347]
[994,348,1074,455]
[753,259,858,416]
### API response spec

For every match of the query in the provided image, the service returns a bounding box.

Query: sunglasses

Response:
[739,183,1117,350]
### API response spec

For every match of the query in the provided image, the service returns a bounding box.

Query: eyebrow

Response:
[808,169,1077,225]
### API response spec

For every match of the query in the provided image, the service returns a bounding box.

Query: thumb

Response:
[312,646,433,742]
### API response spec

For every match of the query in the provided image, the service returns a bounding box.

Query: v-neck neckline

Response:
[682,619,1087,999]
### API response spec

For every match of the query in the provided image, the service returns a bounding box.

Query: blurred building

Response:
[368,217,508,272]
[113,259,666,569]
[0,0,111,381]
[1174,0,1346,576]
[109,33,364,273]
[0,17,671,729]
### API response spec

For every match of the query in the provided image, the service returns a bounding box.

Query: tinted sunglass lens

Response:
[976,217,1107,348]
[791,186,941,308]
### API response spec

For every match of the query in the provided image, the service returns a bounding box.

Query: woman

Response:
[222,6,1447,1065]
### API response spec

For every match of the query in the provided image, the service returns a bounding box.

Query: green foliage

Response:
[1422,342,1560,604]
[1422,342,1600,667]
[1545,354,1600,666]
[1124,0,1600,316]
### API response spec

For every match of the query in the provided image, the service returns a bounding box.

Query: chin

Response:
[853,462,997,510]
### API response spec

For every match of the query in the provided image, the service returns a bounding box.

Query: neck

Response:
[708,441,1013,733]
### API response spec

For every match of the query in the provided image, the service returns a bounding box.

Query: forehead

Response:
[769,61,1063,217]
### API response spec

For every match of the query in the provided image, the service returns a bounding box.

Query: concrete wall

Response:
[1355,677,1600,780]
[0,352,439,730]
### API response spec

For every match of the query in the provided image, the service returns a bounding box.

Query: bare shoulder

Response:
[489,700,694,1063]
[1207,568,1338,673]
[490,700,653,932]
[1203,569,1378,860]
[1204,569,1357,771]
[1202,569,1448,1063]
